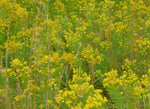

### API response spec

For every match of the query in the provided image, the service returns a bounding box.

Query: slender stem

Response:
[143,96,146,109]
[1,55,3,74]
[5,1,14,109]
[54,66,66,104]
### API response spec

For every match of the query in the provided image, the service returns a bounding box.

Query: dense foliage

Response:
[0,0,150,109]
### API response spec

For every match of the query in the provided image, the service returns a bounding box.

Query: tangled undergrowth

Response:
[0,0,150,109]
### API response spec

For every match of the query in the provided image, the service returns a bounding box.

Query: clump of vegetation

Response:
[0,0,150,108]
